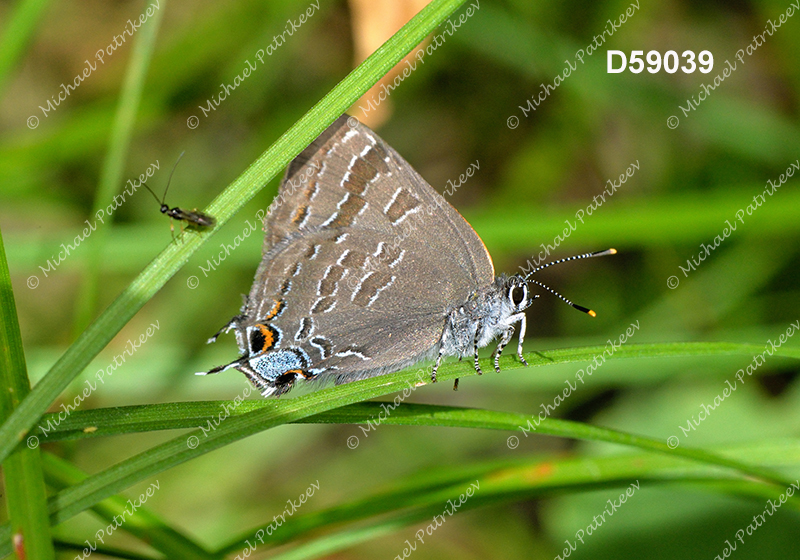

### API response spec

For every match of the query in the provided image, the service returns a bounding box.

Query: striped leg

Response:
[517,313,529,366]
[473,319,483,375]
[430,345,445,383]
[491,324,516,373]
[453,356,464,390]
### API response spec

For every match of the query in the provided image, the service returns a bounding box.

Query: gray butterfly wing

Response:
[264,115,494,285]
[245,227,460,387]
[211,116,495,394]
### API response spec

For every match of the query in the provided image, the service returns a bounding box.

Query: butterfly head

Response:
[501,274,537,315]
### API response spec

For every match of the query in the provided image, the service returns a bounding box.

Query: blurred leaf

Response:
[71,0,167,337]
[216,439,800,557]
[0,0,50,99]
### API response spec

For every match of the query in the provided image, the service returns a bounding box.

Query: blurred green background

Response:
[1,0,799,557]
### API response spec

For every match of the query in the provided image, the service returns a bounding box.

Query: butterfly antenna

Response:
[524,248,616,281]
[161,151,186,204]
[528,279,597,317]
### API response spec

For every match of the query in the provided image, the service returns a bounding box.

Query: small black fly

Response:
[141,151,216,240]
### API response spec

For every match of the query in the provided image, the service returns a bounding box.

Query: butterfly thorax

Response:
[440,275,531,358]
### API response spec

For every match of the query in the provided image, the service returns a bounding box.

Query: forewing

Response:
[264,115,494,289]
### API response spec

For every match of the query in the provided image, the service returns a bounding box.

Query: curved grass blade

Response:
[216,440,800,556]
[43,453,220,560]
[0,0,471,466]
[4,392,800,554]
[53,539,158,560]
[266,518,412,560]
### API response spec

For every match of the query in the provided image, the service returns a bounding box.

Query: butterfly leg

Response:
[492,325,516,373]
[517,313,529,366]
[473,319,483,375]
[432,314,456,383]
[453,355,463,390]
[430,345,445,383]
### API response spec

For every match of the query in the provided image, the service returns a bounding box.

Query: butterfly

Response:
[198,115,613,396]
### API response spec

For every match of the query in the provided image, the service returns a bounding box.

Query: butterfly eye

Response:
[509,284,527,308]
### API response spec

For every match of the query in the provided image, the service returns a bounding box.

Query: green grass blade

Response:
[43,453,220,560]
[26,342,800,443]
[216,440,800,556]
[71,0,167,337]
[27,342,800,539]
[3,343,800,552]
[266,519,410,560]
[0,0,50,100]
[0,0,470,466]
[0,227,54,560]
[53,539,159,560]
